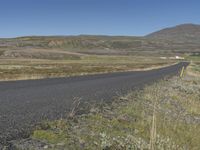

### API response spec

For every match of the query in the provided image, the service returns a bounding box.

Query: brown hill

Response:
[146,24,200,42]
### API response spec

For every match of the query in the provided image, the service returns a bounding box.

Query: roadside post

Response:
[180,66,185,78]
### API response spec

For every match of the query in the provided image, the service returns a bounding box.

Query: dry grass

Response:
[0,56,175,81]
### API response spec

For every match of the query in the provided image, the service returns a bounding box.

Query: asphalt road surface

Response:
[0,62,188,144]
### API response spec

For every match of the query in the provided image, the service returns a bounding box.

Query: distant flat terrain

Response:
[0,62,188,145]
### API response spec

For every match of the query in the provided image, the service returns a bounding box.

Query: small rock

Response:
[44,145,48,149]
[57,142,65,146]
[90,107,99,114]
[117,115,132,123]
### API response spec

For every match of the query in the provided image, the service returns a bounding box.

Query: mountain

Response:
[0,24,200,59]
[146,24,200,42]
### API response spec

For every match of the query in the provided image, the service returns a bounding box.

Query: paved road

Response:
[0,62,188,144]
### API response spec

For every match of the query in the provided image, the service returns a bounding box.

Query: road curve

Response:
[0,62,189,144]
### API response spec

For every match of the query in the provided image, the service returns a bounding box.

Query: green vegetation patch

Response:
[32,130,66,144]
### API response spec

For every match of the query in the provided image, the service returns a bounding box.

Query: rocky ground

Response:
[7,63,200,150]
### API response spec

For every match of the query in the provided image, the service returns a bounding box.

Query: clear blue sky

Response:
[0,0,200,37]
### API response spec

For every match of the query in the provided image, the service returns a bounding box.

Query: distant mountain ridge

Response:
[0,24,200,59]
[146,24,200,42]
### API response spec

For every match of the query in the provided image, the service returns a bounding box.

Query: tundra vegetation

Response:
[1,24,200,81]
[11,60,200,149]
[0,33,196,81]
[0,56,175,81]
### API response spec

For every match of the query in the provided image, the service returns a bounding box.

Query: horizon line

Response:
[1,23,199,39]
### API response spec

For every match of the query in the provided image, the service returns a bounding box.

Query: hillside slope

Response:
[146,24,200,42]
[0,24,200,59]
